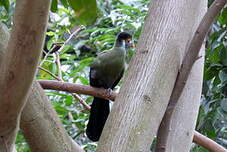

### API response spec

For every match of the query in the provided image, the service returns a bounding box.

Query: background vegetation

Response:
[0,0,226,151]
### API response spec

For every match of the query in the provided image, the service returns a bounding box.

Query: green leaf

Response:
[59,0,68,8]
[68,0,99,25]
[219,46,227,66]
[65,95,73,106]
[219,70,227,83]
[51,0,58,13]
[209,44,222,63]
[218,8,227,25]
[0,0,10,12]
[78,76,89,85]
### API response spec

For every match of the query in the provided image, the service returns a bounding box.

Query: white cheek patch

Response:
[122,40,126,48]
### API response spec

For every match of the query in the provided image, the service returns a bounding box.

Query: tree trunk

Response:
[97,0,206,151]
[0,0,50,151]
[21,81,84,152]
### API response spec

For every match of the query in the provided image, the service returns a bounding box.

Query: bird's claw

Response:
[106,88,113,99]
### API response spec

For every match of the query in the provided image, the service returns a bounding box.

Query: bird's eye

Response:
[126,39,131,43]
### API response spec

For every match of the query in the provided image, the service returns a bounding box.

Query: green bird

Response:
[86,32,134,141]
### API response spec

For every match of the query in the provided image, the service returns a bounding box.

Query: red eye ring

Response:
[126,39,131,43]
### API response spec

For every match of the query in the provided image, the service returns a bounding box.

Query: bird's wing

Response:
[89,67,100,87]
[111,68,124,89]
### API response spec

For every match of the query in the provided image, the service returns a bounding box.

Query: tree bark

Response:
[0,22,84,152]
[0,0,50,151]
[156,0,227,151]
[20,81,84,152]
[97,0,207,151]
[156,49,205,152]
[0,23,10,66]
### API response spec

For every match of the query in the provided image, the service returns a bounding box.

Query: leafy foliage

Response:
[0,0,226,152]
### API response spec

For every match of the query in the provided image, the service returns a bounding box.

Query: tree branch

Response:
[38,66,91,110]
[193,131,227,152]
[38,80,116,101]
[156,0,227,151]
[38,80,226,151]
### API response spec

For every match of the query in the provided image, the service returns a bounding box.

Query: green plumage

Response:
[86,32,133,141]
[90,47,126,88]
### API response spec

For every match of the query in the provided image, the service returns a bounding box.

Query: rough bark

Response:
[96,0,207,151]
[0,23,10,66]
[20,81,84,152]
[0,0,50,151]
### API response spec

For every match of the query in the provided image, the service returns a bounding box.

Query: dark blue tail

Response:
[86,97,109,141]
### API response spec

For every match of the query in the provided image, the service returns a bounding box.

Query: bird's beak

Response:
[131,43,136,48]
[126,39,136,49]
[128,41,136,49]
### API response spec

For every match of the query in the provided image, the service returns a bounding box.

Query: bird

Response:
[86,32,134,141]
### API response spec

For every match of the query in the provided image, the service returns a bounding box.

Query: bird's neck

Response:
[113,38,127,57]
[114,39,125,48]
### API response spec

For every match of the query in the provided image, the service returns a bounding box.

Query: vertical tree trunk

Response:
[97,0,206,151]
[0,0,50,151]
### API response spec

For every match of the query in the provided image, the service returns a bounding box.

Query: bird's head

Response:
[116,32,135,49]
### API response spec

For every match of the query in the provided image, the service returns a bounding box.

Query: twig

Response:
[72,93,91,110]
[39,25,85,66]
[55,52,63,80]
[156,0,227,151]
[57,25,86,53]
[39,49,52,67]
[38,66,62,81]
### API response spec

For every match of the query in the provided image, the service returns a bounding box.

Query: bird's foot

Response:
[106,88,113,99]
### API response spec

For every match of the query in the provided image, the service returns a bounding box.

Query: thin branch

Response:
[57,25,86,53]
[193,131,227,152]
[38,80,226,151]
[72,93,91,110]
[38,80,117,101]
[39,25,85,66]
[38,66,62,81]
[37,68,90,110]
[39,49,53,67]
[55,52,63,80]
[156,0,227,151]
